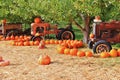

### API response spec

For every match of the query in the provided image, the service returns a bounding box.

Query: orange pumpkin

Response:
[109,49,118,57]
[34,41,40,46]
[45,40,50,44]
[34,17,42,23]
[15,36,19,40]
[29,41,34,46]
[89,33,95,39]
[100,52,110,58]
[57,46,66,54]
[23,41,30,46]
[38,55,51,65]
[117,49,120,56]
[64,48,70,55]
[77,51,85,57]
[10,35,15,40]
[85,51,93,57]
[5,36,10,40]
[18,41,24,46]
[0,60,10,66]
[70,48,78,56]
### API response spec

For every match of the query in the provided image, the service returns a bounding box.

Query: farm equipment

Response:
[88,17,120,53]
[30,17,75,41]
[0,19,31,37]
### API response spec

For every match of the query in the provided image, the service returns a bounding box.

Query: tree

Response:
[0,0,119,43]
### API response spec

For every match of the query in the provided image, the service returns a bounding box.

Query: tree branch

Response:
[72,19,84,31]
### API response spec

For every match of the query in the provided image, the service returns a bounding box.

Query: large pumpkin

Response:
[38,55,51,65]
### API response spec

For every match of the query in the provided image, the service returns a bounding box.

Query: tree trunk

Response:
[73,15,90,44]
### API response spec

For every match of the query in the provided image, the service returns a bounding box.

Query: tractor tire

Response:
[6,30,20,37]
[56,28,64,40]
[58,29,75,40]
[88,40,94,49]
[93,40,112,54]
[31,36,44,41]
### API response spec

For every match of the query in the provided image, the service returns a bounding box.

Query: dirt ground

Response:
[0,41,120,80]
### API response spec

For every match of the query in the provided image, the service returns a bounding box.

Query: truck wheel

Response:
[88,40,94,49]
[6,30,20,37]
[59,29,75,40]
[31,36,44,41]
[93,40,112,54]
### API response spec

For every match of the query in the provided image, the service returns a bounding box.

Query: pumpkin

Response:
[29,41,34,46]
[100,52,110,58]
[70,48,78,56]
[15,36,19,40]
[18,41,24,46]
[5,36,10,40]
[10,35,15,40]
[85,51,93,57]
[57,46,66,54]
[38,55,51,65]
[117,49,120,56]
[109,49,118,57]
[64,48,70,55]
[39,40,45,49]
[0,60,10,66]
[34,17,42,23]
[45,40,50,44]
[23,41,30,46]
[89,33,95,39]
[34,41,40,46]
[77,51,85,57]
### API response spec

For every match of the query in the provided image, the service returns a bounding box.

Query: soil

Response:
[0,41,120,80]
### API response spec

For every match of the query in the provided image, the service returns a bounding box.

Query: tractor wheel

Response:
[93,40,112,53]
[6,30,20,37]
[88,40,94,49]
[31,36,44,41]
[56,28,64,40]
[58,29,75,40]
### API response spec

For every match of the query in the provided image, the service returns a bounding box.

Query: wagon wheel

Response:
[93,40,112,53]
[6,30,20,37]
[31,36,44,42]
[59,29,75,40]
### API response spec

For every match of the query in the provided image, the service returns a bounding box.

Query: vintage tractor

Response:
[88,18,120,53]
[30,17,75,41]
[0,19,31,37]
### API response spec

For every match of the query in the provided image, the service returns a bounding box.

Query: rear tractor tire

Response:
[93,40,112,53]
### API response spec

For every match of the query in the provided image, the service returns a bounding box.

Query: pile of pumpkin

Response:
[0,56,10,66]
[57,40,120,58]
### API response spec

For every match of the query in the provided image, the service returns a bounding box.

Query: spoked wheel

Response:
[59,29,75,40]
[93,40,112,53]
[6,30,20,37]
[31,36,44,41]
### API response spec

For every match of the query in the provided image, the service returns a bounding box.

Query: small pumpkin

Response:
[85,51,93,57]
[109,49,118,57]
[0,60,10,66]
[70,48,78,56]
[34,17,42,23]
[77,51,85,57]
[100,52,110,58]
[38,55,51,65]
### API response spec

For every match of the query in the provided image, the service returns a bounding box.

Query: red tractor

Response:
[30,17,75,41]
[88,18,120,53]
